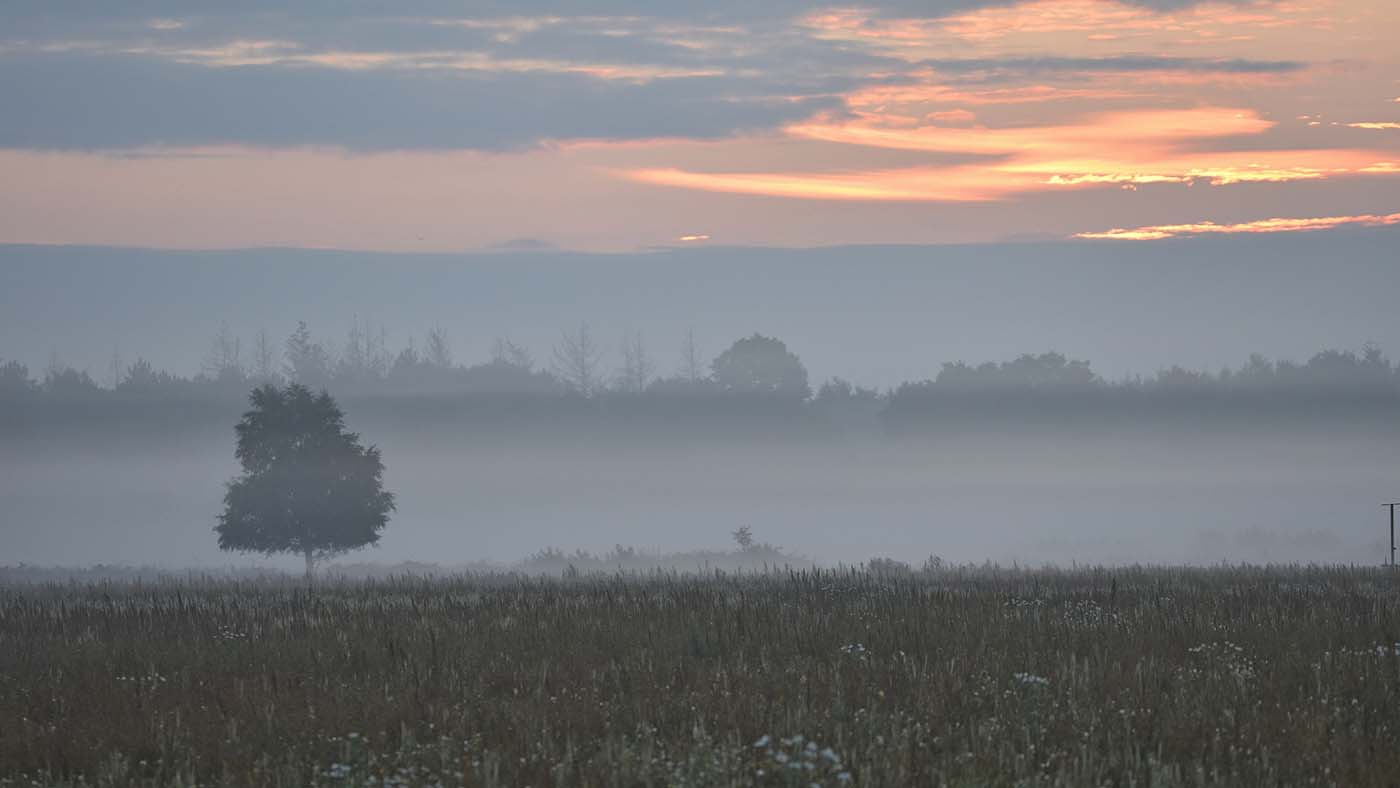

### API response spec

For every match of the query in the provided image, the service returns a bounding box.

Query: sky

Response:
[2,0,1398,251]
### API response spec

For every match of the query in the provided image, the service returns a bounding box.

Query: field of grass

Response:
[3,565,1400,786]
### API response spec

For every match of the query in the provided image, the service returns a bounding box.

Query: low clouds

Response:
[0,52,840,151]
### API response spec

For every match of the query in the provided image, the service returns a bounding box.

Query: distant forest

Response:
[4,319,1399,437]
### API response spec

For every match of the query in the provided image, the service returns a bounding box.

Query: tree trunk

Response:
[304,549,315,581]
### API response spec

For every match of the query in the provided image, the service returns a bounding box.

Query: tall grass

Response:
[2,565,1399,786]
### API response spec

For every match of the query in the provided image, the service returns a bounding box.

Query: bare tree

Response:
[252,328,279,384]
[338,316,391,383]
[107,345,123,390]
[339,315,368,383]
[369,322,391,380]
[492,337,535,370]
[203,324,244,382]
[614,331,655,393]
[284,321,333,388]
[680,328,704,384]
[552,323,602,396]
[732,526,755,551]
[425,324,453,369]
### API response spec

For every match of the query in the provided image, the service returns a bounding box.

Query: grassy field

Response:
[3,566,1400,786]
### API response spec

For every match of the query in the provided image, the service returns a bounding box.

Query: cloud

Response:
[918,56,1306,75]
[0,1,1263,30]
[621,107,1399,201]
[0,52,839,151]
[1074,211,1400,240]
[925,108,977,124]
[625,165,1009,201]
[3,1,1393,236]
[0,0,1338,154]
[802,0,1318,58]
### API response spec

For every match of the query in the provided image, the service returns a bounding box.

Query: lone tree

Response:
[217,384,394,577]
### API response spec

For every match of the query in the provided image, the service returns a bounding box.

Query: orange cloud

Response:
[842,80,1140,109]
[621,107,1396,201]
[625,166,1012,201]
[1347,122,1400,130]
[1074,211,1400,240]
[789,107,1274,154]
[924,109,977,124]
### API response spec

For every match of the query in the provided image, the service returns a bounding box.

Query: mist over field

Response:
[5,231,1400,571]
[6,428,1397,569]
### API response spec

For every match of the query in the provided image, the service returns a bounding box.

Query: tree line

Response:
[3,320,1400,436]
[1,321,813,404]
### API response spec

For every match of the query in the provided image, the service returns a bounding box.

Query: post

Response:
[1386,504,1400,568]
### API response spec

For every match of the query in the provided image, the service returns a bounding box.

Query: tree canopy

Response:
[217,383,394,575]
[710,334,810,400]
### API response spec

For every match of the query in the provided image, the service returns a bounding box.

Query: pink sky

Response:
[2,0,1398,251]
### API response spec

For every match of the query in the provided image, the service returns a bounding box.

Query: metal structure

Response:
[1387,503,1400,567]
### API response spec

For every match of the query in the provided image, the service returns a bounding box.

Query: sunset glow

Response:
[0,0,1397,249]
[624,108,1393,202]
[1075,211,1400,240]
